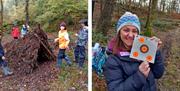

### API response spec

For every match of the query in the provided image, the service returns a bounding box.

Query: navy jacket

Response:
[103,50,164,91]
[0,43,5,66]
[0,43,4,58]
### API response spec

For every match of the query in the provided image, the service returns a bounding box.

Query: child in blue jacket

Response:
[21,24,29,38]
[74,19,88,69]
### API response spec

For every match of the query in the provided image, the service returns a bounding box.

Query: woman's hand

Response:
[150,36,162,50]
[139,61,150,78]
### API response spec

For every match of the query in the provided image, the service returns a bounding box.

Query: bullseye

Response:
[140,44,149,53]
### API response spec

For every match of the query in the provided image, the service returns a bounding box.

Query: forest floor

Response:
[156,27,180,90]
[92,21,180,91]
[0,32,88,91]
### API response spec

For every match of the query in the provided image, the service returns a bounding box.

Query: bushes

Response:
[92,30,108,46]
[153,20,175,31]
[5,0,88,33]
[33,0,87,32]
[1,22,12,34]
[139,18,177,36]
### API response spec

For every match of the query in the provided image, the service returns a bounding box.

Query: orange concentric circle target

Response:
[133,51,139,57]
[138,37,145,43]
[140,44,149,53]
[146,55,153,62]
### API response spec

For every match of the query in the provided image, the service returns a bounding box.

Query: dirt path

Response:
[0,34,59,91]
[156,28,180,90]
[0,61,58,91]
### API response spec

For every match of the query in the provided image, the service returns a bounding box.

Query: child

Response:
[103,12,164,91]
[74,19,88,69]
[11,25,20,39]
[21,24,29,38]
[0,35,13,77]
[54,22,72,68]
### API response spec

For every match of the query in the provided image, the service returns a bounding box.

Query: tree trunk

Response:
[145,0,153,37]
[100,0,103,15]
[128,0,132,10]
[162,0,166,12]
[15,0,18,6]
[95,0,116,35]
[171,0,177,14]
[159,0,162,11]
[25,0,29,25]
[139,0,142,8]
[152,0,158,20]
[15,0,18,18]
[145,0,158,36]
[178,1,180,13]
[92,0,95,16]
[133,0,136,3]
[145,0,152,28]
[0,0,3,28]
[117,0,122,15]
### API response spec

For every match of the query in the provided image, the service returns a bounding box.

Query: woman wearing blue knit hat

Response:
[103,12,164,91]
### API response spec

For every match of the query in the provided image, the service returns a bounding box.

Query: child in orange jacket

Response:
[54,22,72,68]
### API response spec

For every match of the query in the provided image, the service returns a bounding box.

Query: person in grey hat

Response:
[74,19,88,69]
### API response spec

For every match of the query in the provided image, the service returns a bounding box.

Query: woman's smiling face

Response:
[119,25,138,50]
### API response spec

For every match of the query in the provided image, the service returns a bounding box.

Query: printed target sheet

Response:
[130,35,158,63]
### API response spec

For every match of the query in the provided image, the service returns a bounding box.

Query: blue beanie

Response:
[116,12,140,33]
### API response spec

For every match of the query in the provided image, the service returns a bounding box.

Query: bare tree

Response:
[92,0,95,16]
[100,0,104,15]
[152,0,158,20]
[138,0,142,8]
[14,0,18,19]
[145,0,152,36]
[15,0,18,6]
[95,0,116,35]
[128,0,132,10]
[178,0,180,13]
[159,0,166,12]
[171,0,177,13]
[145,0,158,37]
[162,0,166,12]
[25,0,29,25]
[0,0,3,28]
